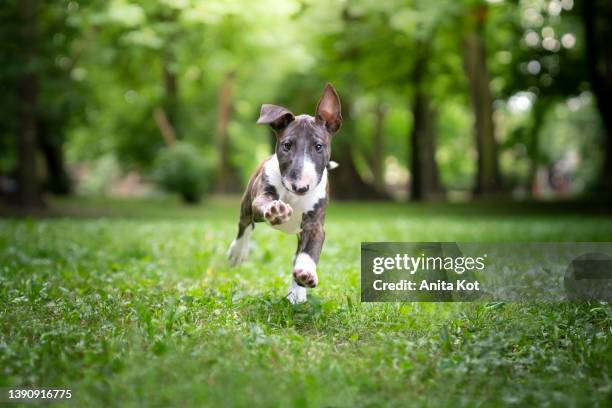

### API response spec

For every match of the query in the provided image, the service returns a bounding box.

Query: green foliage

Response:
[1,199,611,406]
[0,0,91,173]
[151,142,215,203]
[0,0,606,198]
[65,0,309,180]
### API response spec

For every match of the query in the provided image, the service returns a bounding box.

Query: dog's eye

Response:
[315,143,324,152]
[282,142,292,152]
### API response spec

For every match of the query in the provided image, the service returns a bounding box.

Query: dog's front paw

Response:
[293,268,318,288]
[293,253,318,288]
[264,200,293,225]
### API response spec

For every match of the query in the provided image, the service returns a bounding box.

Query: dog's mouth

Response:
[281,179,296,195]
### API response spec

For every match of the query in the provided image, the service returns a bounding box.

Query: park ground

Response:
[1,197,611,407]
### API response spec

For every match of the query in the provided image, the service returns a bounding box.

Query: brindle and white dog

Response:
[227,84,342,304]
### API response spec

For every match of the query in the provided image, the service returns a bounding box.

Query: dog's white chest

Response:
[263,155,327,235]
[270,189,319,234]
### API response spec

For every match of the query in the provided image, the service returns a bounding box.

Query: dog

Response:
[227,84,342,304]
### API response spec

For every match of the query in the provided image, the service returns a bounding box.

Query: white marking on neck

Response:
[263,154,327,234]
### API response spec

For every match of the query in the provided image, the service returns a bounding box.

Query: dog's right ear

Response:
[257,104,295,131]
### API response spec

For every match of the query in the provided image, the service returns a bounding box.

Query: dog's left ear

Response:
[315,83,342,134]
[257,104,295,132]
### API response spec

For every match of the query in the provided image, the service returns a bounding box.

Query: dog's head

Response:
[257,84,342,195]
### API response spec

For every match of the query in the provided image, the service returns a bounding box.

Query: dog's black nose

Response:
[292,184,309,194]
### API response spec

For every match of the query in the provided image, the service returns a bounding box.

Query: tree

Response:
[16,0,43,207]
[315,6,391,200]
[1,0,88,205]
[410,46,442,201]
[369,101,387,191]
[38,119,71,195]
[463,2,501,195]
[310,1,450,200]
[328,96,388,200]
[492,0,590,195]
[214,70,242,193]
[100,1,191,164]
[583,0,612,195]
[384,1,456,201]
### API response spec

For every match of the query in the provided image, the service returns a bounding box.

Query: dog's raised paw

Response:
[293,268,318,288]
[292,253,318,288]
[264,200,293,225]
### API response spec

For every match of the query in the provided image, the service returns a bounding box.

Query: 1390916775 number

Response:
[7,389,72,400]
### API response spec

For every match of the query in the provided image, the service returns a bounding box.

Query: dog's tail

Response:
[327,161,339,171]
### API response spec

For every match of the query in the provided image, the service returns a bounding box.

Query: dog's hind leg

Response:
[228,195,255,266]
[227,220,253,266]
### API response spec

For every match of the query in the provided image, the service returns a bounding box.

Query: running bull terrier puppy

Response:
[227,84,342,304]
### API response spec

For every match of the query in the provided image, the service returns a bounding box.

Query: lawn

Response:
[1,197,611,407]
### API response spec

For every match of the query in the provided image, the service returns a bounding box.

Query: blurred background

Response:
[1,0,612,211]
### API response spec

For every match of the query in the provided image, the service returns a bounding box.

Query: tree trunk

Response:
[153,107,177,146]
[409,47,443,202]
[17,0,42,208]
[329,98,388,200]
[410,89,442,201]
[38,119,71,195]
[463,4,501,195]
[162,51,179,131]
[583,0,612,195]
[214,71,242,193]
[370,102,386,191]
[330,147,387,200]
[527,101,547,197]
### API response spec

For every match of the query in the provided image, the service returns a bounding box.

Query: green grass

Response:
[1,197,611,407]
